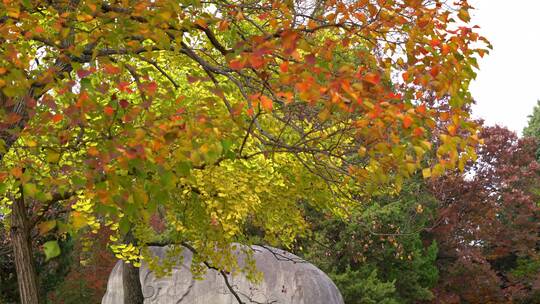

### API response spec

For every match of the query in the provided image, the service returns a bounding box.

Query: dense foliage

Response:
[297,125,540,304]
[428,126,540,303]
[0,0,506,303]
[524,100,540,160]
[299,180,439,304]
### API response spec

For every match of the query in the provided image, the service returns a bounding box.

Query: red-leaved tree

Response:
[427,126,540,303]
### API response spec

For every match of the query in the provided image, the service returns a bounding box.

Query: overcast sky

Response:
[468,0,540,136]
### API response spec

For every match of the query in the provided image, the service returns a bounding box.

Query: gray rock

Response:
[102,245,344,304]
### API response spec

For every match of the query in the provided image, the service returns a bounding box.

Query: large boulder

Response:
[102,245,344,304]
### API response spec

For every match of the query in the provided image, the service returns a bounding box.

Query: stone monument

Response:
[102,245,344,304]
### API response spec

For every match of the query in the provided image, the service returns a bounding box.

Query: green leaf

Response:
[23,183,38,198]
[46,149,60,163]
[43,240,61,261]
[176,161,191,176]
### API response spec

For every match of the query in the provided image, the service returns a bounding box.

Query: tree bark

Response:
[123,231,144,304]
[10,190,40,304]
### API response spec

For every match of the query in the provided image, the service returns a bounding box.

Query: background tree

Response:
[428,126,540,304]
[523,100,540,160]
[299,179,439,304]
[0,0,487,303]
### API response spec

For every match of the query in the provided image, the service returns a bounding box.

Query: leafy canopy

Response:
[0,0,488,272]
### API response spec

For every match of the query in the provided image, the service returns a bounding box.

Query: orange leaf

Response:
[416,104,426,115]
[52,113,63,123]
[403,115,413,128]
[402,72,410,82]
[248,54,264,69]
[440,112,449,121]
[441,44,450,55]
[218,20,229,31]
[277,91,293,103]
[280,61,289,73]
[229,58,244,70]
[413,127,424,137]
[447,124,457,136]
[364,72,380,85]
[430,66,440,77]
[87,147,99,156]
[260,95,273,111]
[10,167,23,178]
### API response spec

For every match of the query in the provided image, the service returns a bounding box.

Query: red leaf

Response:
[117,81,132,93]
[119,99,129,109]
[229,58,245,70]
[104,106,115,116]
[145,81,158,95]
[77,69,93,79]
[103,64,121,75]
[52,113,63,123]
[305,54,316,65]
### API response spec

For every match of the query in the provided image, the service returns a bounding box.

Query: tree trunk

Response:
[10,192,40,304]
[123,231,144,304]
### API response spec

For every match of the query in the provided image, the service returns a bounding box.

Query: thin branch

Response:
[195,24,232,55]
[138,56,179,89]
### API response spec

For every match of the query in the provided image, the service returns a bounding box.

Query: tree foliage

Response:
[428,126,540,303]
[299,125,540,304]
[524,100,540,160]
[299,179,439,304]
[0,0,488,302]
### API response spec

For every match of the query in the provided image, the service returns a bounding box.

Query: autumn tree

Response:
[427,126,540,303]
[0,0,487,303]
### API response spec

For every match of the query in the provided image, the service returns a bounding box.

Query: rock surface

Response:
[102,245,344,304]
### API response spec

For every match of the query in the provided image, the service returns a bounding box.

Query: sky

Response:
[468,0,540,136]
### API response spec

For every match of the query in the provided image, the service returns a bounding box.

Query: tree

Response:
[523,100,540,160]
[299,179,440,304]
[427,126,540,303]
[524,100,540,138]
[0,1,487,302]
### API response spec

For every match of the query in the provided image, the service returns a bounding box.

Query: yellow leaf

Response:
[46,149,60,163]
[76,14,94,22]
[422,168,431,178]
[71,212,87,229]
[7,7,20,19]
[458,8,470,22]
